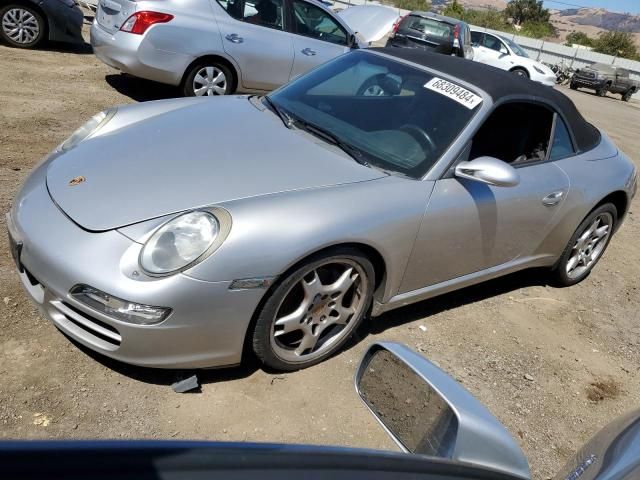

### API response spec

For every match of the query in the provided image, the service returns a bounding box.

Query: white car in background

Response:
[470,30,556,86]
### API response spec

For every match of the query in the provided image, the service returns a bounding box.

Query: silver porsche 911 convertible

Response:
[7,48,637,371]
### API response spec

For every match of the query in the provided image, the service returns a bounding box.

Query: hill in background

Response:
[452,0,640,47]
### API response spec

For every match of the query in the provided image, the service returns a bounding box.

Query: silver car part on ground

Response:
[356,342,531,479]
[356,342,640,480]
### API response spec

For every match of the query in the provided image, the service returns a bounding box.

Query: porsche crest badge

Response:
[68,176,86,186]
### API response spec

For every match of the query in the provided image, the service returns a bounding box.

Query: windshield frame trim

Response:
[363,50,493,182]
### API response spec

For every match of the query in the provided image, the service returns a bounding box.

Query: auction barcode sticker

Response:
[424,77,483,110]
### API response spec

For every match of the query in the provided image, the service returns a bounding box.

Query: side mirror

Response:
[455,156,520,187]
[499,51,509,58]
[348,33,358,49]
[356,343,530,479]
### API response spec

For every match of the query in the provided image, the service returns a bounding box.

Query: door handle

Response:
[542,191,565,206]
[225,33,244,44]
[301,47,316,56]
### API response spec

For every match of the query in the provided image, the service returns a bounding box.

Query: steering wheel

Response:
[399,124,437,155]
[356,74,389,97]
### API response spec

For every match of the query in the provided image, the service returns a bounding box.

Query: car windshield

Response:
[502,36,529,57]
[268,51,480,178]
[405,16,453,38]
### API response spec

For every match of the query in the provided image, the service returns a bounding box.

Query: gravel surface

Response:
[1,24,639,480]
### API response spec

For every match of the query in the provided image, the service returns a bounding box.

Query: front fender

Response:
[184,176,434,303]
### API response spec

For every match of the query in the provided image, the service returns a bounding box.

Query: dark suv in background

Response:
[571,63,638,101]
[386,11,473,59]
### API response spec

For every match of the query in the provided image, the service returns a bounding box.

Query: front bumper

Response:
[90,21,188,86]
[7,159,267,369]
[571,76,606,90]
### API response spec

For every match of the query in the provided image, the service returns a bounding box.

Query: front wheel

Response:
[596,86,607,97]
[252,248,375,371]
[182,61,234,97]
[511,67,529,79]
[570,82,578,90]
[0,5,45,49]
[552,204,617,286]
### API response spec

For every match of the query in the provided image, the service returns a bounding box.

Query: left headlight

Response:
[57,108,117,152]
[140,211,221,275]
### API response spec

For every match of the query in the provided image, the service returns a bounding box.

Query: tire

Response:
[182,61,235,97]
[596,86,607,97]
[0,4,46,49]
[570,82,578,90]
[552,203,617,287]
[511,67,529,79]
[252,247,375,371]
[622,89,634,102]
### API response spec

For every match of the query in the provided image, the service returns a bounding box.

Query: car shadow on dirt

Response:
[63,333,262,390]
[363,267,551,336]
[42,41,94,55]
[105,74,180,102]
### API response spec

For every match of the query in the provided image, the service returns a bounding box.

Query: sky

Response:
[542,0,640,14]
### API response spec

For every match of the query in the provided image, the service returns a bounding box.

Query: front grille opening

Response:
[23,267,41,287]
[62,302,121,346]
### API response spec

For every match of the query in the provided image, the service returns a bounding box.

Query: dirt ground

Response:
[1,23,639,480]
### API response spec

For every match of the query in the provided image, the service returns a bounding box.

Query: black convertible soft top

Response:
[372,47,601,153]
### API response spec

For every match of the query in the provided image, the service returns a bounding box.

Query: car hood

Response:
[338,5,400,44]
[46,97,384,232]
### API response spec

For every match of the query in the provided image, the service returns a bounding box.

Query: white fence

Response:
[333,0,640,98]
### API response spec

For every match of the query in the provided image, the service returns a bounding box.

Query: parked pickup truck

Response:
[571,63,638,101]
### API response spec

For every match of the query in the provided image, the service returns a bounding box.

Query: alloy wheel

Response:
[269,259,369,363]
[566,213,613,279]
[192,66,227,96]
[2,8,39,45]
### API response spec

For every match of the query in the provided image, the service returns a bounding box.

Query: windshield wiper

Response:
[294,120,370,167]
[262,95,294,129]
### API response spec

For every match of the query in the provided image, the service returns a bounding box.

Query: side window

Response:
[484,34,507,54]
[216,0,284,30]
[291,0,348,46]
[243,0,284,30]
[470,31,482,45]
[549,116,575,161]
[470,102,554,165]
[617,68,629,78]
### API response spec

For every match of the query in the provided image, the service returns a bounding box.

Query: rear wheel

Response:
[182,61,235,97]
[0,4,45,49]
[622,89,634,102]
[511,67,529,79]
[552,203,617,287]
[252,248,374,371]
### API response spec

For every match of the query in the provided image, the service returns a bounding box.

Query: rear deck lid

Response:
[96,0,137,33]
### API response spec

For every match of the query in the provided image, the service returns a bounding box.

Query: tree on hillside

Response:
[592,31,639,60]
[505,0,550,26]
[442,0,464,18]
[565,31,594,47]
[464,9,512,31]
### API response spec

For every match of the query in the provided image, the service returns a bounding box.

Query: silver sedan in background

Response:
[7,49,637,371]
[89,0,391,96]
